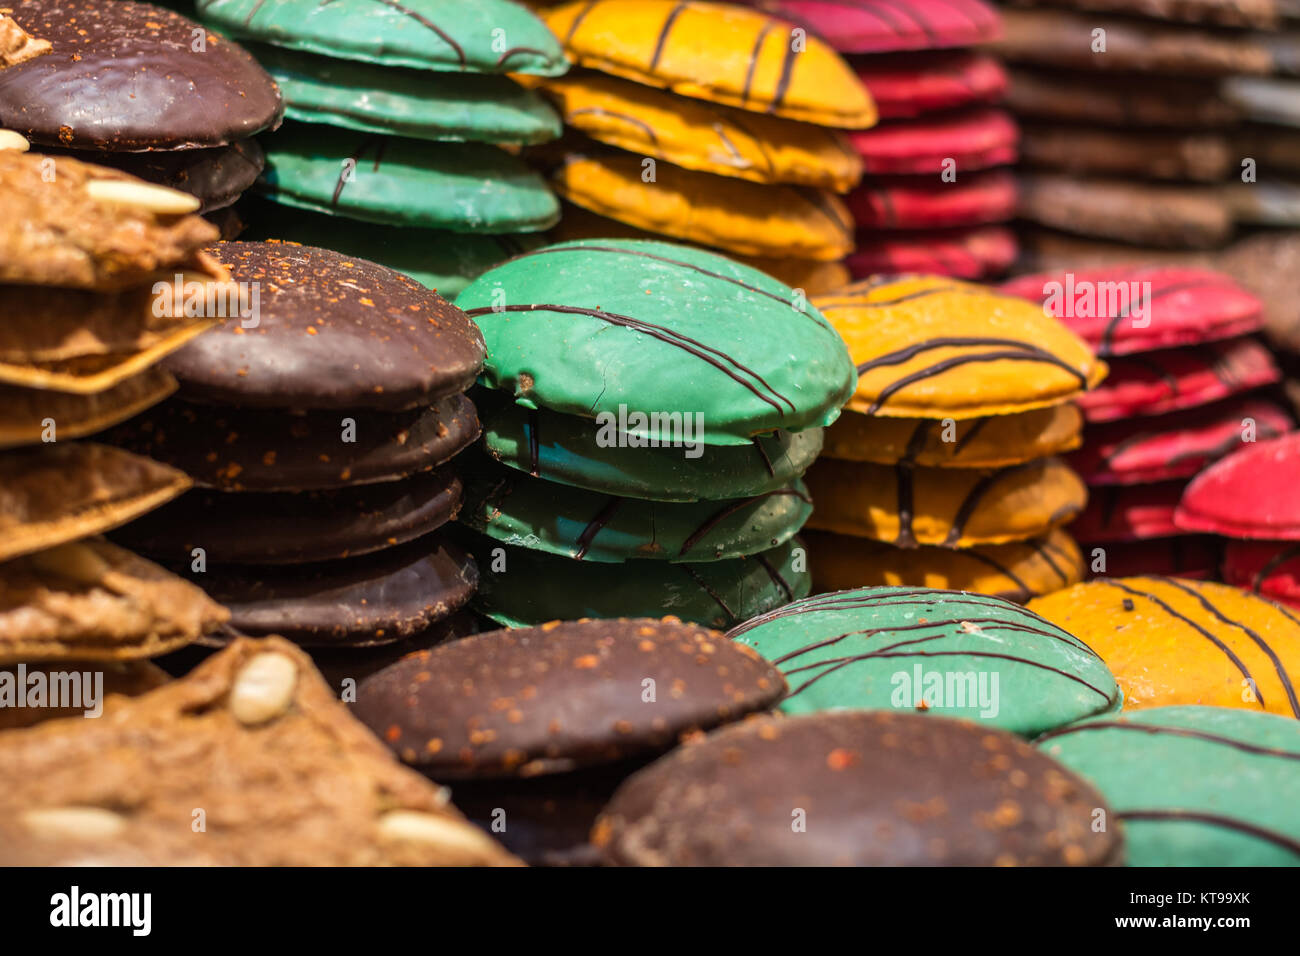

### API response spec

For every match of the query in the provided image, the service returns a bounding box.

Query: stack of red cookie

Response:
[750,0,1017,280]
[1004,264,1294,579]
[1176,432,1300,610]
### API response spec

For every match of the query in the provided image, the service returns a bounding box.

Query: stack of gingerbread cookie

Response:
[525,0,876,295]
[1005,264,1294,580]
[800,274,1105,601]
[0,148,232,699]
[451,238,856,628]
[748,0,1019,280]
[195,0,568,297]
[107,240,489,678]
[990,0,1290,257]
[0,0,284,237]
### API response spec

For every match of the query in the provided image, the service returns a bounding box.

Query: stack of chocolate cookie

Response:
[990,0,1289,256]
[0,0,284,238]
[107,241,489,677]
[800,274,1105,602]
[0,148,232,696]
[195,0,568,297]
[749,0,1019,280]
[1005,264,1293,580]
[526,0,876,295]
[452,238,857,629]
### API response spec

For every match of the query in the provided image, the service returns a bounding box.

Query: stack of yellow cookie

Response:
[0,145,230,695]
[525,0,877,293]
[801,274,1107,601]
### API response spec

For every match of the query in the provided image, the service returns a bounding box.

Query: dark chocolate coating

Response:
[111,467,462,565]
[353,618,787,779]
[310,610,481,694]
[43,140,265,212]
[104,393,479,492]
[199,535,478,646]
[164,241,485,410]
[594,711,1124,866]
[0,0,283,150]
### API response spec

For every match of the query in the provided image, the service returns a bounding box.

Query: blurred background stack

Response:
[524,0,877,294]
[747,0,1019,280]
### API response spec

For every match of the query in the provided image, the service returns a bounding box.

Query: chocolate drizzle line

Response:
[960,547,1033,597]
[574,496,623,560]
[678,488,811,557]
[1037,720,1300,759]
[1116,811,1300,857]
[526,408,540,477]
[1154,576,1299,718]
[1101,579,1263,707]
[944,462,1039,547]
[1031,537,1070,584]
[752,436,776,476]
[894,463,917,548]
[679,564,738,625]
[951,417,989,457]
[755,552,795,602]
[319,0,467,66]
[650,2,689,72]
[331,135,388,206]
[1255,544,1300,593]
[741,21,777,107]
[1097,278,1227,356]
[569,107,662,149]
[462,303,795,415]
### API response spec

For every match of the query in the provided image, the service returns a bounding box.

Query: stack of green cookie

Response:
[452,238,858,629]
[196,0,569,297]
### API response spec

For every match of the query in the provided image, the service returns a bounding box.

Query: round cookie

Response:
[847,170,1018,231]
[0,443,191,563]
[1004,0,1281,29]
[1018,125,1232,183]
[804,456,1087,548]
[0,0,283,150]
[466,534,811,630]
[813,274,1105,419]
[1015,175,1234,250]
[1070,399,1293,486]
[1038,706,1300,866]
[536,70,862,190]
[164,241,485,411]
[729,584,1118,733]
[113,467,462,565]
[549,150,853,261]
[462,459,811,563]
[1076,337,1281,422]
[546,202,851,293]
[848,108,1019,176]
[0,368,176,450]
[804,527,1084,600]
[593,710,1121,866]
[745,0,1003,54]
[1026,576,1300,717]
[993,8,1274,76]
[480,397,823,501]
[354,617,786,777]
[105,394,479,492]
[1092,536,1221,581]
[195,536,478,646]
[1002,265,1264,357]
[854,51,1007,119]
[1072,481,1187,543]
[1005,66,1241,128]
[243,203,543,298]
[1225,541,1300,610]
[539,0,877,128]
[307,611,481,695]
[822,403,1083,468]
[846,225,1018,280]
[248,42,563,144]
[1175,433,1300,539]
[258,123,560,232]
[456,239,857,444]
[197,0,568,75]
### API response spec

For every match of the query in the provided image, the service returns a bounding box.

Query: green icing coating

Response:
[455,240,857,445]
[462,532,811,630]
[460,456,812,563]
[247,43,561,144]
[728,586,1121,736]
[258,122,559,232]
[1038,705,1300,866]
[241,202,540,297]
[478,396,824,501]
[197,0,567,75]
